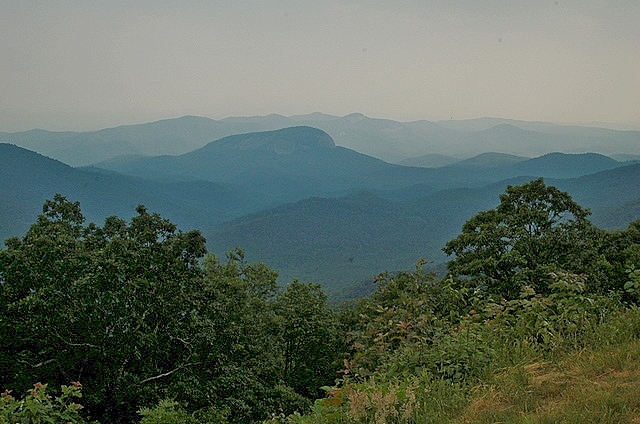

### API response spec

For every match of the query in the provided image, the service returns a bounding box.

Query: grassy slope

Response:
[286,303,640,424]
[461,340,640,423]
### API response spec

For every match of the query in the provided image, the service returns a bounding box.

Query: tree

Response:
[186,254,342,422]
[274,281,342,398]
[0,195,208,422]
[443,179,594,298]
[342,261,469,378]
[0,196,347,423]
[0,382,88,423]
[597,219,640,297]
[182,249,285,423]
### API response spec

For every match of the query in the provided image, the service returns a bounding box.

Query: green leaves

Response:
[0,195,209,422]
[0,382,88,424]
[4,190,637,423]
[444,179,595,298]
[1,196,343,422]
[275,281,342,398]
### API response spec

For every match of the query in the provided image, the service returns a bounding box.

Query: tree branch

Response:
[18,358,57,368]
[53,331,100,349]
[137,362,202,385]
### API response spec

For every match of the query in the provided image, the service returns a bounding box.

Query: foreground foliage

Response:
[0,195,342,423]
[271,274,640,423]
[0,382,89,423]
[268,181,640,424]
[1,180,639,423]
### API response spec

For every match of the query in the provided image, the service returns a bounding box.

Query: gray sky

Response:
[1,1,639,131]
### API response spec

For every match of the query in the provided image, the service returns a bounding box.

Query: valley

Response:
[1,115,638,295]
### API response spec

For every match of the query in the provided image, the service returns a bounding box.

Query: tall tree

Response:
[0,195,208,422]
[1,196,345,423]
[275,281,342,398]
[443,179,594,298]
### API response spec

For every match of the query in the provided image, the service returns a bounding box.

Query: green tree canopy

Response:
[275,281,342,398]
[0,195,208,421]
[443,179,595,298]
[0,195,345,423]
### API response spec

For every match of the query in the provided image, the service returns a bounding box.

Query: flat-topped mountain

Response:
[3,113,638,166]
[94,126,428,201]
[96,126,631,207]
[196,126,335,153]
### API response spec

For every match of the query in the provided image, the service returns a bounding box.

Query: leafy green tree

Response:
[275,281,343,398]
[183,254,341,421]
[0,196,354,423]
[597,219,640,297]
[344,261,468,378]
[443,179,593,298]
[0,195,208,422]
[179,249,286,423]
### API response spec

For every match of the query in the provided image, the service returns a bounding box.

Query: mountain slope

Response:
[0,116,292,166]
[3,114,639,166]
[96,127,630,206]
[552,163,640,228]
[95,127,443,202]
[449,152,529,168]
[204,165,640,292]
[3,139,638,294]
[397,153,464,167]
[516,152,621,179]
[0,144,267,243]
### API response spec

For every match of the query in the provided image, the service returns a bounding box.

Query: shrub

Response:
[0,382,89,423]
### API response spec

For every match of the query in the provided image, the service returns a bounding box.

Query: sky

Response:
[1,0,639,132]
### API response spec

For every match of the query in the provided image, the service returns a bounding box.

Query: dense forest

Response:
[2,179,640,423]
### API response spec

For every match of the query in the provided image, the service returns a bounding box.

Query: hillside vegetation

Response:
[2,180,640,423]
[3,123,639,293]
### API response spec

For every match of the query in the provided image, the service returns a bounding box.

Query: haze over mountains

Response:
[2,113,639,166]
[1,114,639,294]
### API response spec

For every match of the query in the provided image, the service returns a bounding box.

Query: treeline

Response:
[1,179,640,423]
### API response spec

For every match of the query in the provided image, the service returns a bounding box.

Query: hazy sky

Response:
[1,1,639,131]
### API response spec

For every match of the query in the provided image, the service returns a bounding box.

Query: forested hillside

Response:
[2,124,639,293]
[0,143,268,238]
[2,180,640,423]
[206,164,640,292]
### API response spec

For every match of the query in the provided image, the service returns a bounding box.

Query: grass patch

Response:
[460,339,640,423]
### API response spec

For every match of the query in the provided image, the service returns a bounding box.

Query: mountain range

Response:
[2,113,639,166]
[1,119,639,295]
[203,163,640,294]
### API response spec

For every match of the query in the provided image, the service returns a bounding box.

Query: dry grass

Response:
[458,340,640,424]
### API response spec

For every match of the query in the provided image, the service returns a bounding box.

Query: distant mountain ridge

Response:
[514,152,621,179]
[2,121,639,295]
[448,152,529,168]
[2,113,638,166]
[204,163,640,291]
[94,128,628,206]
[198,126,335,152]
[397,153,464,167]
[94,127,435,202]
[0,143,270,240]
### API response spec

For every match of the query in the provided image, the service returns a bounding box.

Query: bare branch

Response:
[137,362,201,385]
[53,331,100,349]
[17,358,57,368]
